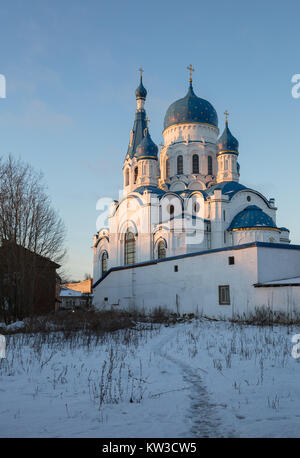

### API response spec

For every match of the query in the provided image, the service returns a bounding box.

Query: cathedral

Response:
[92,67,300,318]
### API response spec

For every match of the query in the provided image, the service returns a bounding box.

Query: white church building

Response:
[92,67,300,319]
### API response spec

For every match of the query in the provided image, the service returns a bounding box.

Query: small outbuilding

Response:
[59,286,92,310]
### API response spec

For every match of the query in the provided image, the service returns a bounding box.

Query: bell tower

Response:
[123,69,148,193]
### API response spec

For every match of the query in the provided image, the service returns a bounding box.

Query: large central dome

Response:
[164,82,218,130]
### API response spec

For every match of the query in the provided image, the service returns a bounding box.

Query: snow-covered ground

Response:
[0,319,300,437]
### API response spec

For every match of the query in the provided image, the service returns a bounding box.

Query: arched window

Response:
[134,166,138,184]
[168,204,174,215]
[166,158,170,178]
[124,231,136,265]
[193,202,200,213]
[192,154,199,174]
[101,251,108,275]
[177,155,183,174]
[157,240,166,259]
[207,156,213,175]
[125,168,129,186]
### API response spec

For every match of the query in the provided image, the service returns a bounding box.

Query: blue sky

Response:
[0,0,300,279]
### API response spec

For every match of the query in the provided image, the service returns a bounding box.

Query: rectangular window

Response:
[174,265,178,272]
[125,232,136,265]
[166,159,170,178]
[192,154,199,174]
[177,156,183,174]
[228,256,235,265]
[208,156,212,175]
[219,285,230,305]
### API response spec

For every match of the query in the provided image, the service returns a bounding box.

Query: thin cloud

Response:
[0,98,73,129]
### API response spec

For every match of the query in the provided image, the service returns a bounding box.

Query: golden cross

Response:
[139,67,144,78]
[187,64,194,83]
[224,110,229,123]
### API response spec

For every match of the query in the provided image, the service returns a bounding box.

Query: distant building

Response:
[0,241,60,321]
[62,278,93,294]
[59,286,92,310]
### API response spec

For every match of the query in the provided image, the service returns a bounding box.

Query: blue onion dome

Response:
[218,120,239,155]
[135,76,147,100]
[228,205,278,231]
[163,82,218,130]
[136,128,158,161]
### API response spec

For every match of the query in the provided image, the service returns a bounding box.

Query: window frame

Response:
[124,230,136,265]
[157,239,166,259]
[207,155,213,175]
[228,256,235,265]
[218,285,230,305]
[101,251,108,275]
[192,154,199,174]
[177,155,183,174]
[134,166,138,184]
[166,158,170,178]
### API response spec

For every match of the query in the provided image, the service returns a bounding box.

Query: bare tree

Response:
[0,155,66,321]
[0,155,66,262]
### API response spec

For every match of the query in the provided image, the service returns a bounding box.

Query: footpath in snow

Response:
[0,319,300,437]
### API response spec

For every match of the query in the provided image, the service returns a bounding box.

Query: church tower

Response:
[216,112,240,183]
[123,69,148,193]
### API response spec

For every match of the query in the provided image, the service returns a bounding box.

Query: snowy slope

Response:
[0,320,300,437]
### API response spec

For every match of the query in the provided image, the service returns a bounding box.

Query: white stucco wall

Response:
[159,123,218,190]
[257,246,300,283]
[253,286,300,316]
[93,244,300,320]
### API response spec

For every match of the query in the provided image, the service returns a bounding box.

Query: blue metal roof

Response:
[174,189,208,200]
[164,82,218,130]
[207,181,247,199]
[127,109,148,159]
[218,121,239,155]
[133,182,271,210]
[135,76,147,100]
[133,185,165,196]
[228,205,277,230]
[136,129,158,161]
[133,181,247,200]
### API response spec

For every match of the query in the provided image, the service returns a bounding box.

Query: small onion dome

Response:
[135,76,147,100]
[136,129,158,161]
[218,121,239,155]
[228,205,278,231]
[164,82,218,130]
